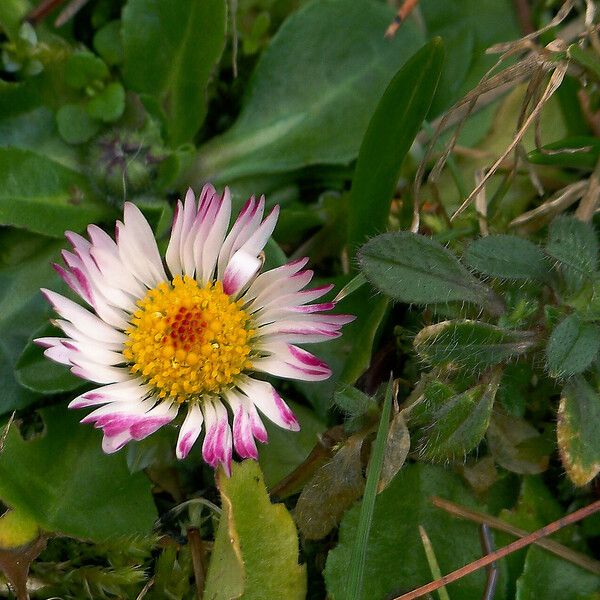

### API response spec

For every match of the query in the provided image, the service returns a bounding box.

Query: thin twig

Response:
[394,499,600,600]
[474,171,489,236]
[54,0,90,27]
[575,156,600,221]
[188,528,206,600]
[479,525,498,600]
[450,63,568,222]
[26,0,66,24]
[385,0,420,38]
[432,496,600,575]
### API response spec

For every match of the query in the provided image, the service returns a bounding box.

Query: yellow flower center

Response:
[123,275,253,402]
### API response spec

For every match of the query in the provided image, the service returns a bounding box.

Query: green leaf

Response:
[194,0,425,183]
[204,461,306,600]
[516,546,600,600]
[258,401,325,489]
[414,368,502,461]
[122,0,227,146]
[359,232,504,314]
[93,20,124,66]
[487,412,550,475]
[347,39,444,252]
[0,147,115,237]
[86,82,125,123]
[0,232,64,414]
[0,0,29,41]
[15,323,84,395]
[557,375,600,486]
[0,407,158,540]
[295,434,364,540]
[64,51,109,89]
[414,320,536,372]
[347,377,393,600]
[0,507,39,549]
[546,314,600,378]
[528,136,600,170]
[56,103,100,144]
[464,235,549,281]
[567,44,600,82]
[325,463,499,600]
[546,216,598,293]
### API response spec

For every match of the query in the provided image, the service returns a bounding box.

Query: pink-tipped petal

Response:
[176,404,204,459]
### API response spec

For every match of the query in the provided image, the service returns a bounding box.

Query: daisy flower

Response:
[36,185,353,474]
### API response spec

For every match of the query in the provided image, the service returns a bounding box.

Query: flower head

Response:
[36,185,353,474]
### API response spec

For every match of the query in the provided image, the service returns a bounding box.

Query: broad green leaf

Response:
[0,508,39,549]
[0,407,157,540]
[414,320,536,372]
[194,0,425,184]
[0,232,63,414]
[93,20,124,66]
[122,0,227,146]
[15,323,84,395]
[325,464,502,600]
[359,232,504,314]
[347,39,444,252]
[546,216,597,293]
[558,375,600,486]
[528,136,600,170]
[86,82,125,123]
[295,434,364,540]
[414,368,502,461]
[464,235,549,281]
[546,314,600,378]
[56,103,100,144]
[64,51,109,89]
[258,401,325,489]
[516,546,600,600]
[0,148,115,237]
[487,412,549,475]
[0,0,29,41]
[204,461,306,600]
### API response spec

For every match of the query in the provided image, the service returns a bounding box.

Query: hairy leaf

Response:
[546,314,600,378]
[359,232,503,313]
[464,235,549,281]
[414,320,536,372]
[557,375,600,486]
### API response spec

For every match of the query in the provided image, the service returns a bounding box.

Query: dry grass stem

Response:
[576,157,600,221]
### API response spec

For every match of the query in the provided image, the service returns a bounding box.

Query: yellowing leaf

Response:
[205,461,306,600]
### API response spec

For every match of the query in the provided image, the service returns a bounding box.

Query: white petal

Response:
[70,357,131,384]
[222,250,261,296]
[176,404,204,459]
[236,376,299,431]
[242,257,309,303]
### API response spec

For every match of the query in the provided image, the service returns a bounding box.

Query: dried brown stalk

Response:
[393,499,600,600]
[385,0,420,38]
[576,157,600,222]
[188,528,206,600]
[432,496,600,576]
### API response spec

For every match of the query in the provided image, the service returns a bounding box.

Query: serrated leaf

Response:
[122,0,226,146]
[347,39,444,252]
[414,319,536,372]
[15,323,84,395]
[486,411,549,475]
[414,369,502,461]
[0,407,157,540]
[204,461,306,600]
[194,0,426,183]
[546,314,600,378]
[325,464,496,600]
[464,235,549,281]
[295,434,364,540]
[359,232,503,314]
[546,216,598,293]
[557,375,600,486]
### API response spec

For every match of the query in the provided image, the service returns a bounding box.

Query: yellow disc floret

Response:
[123,275,254,403]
